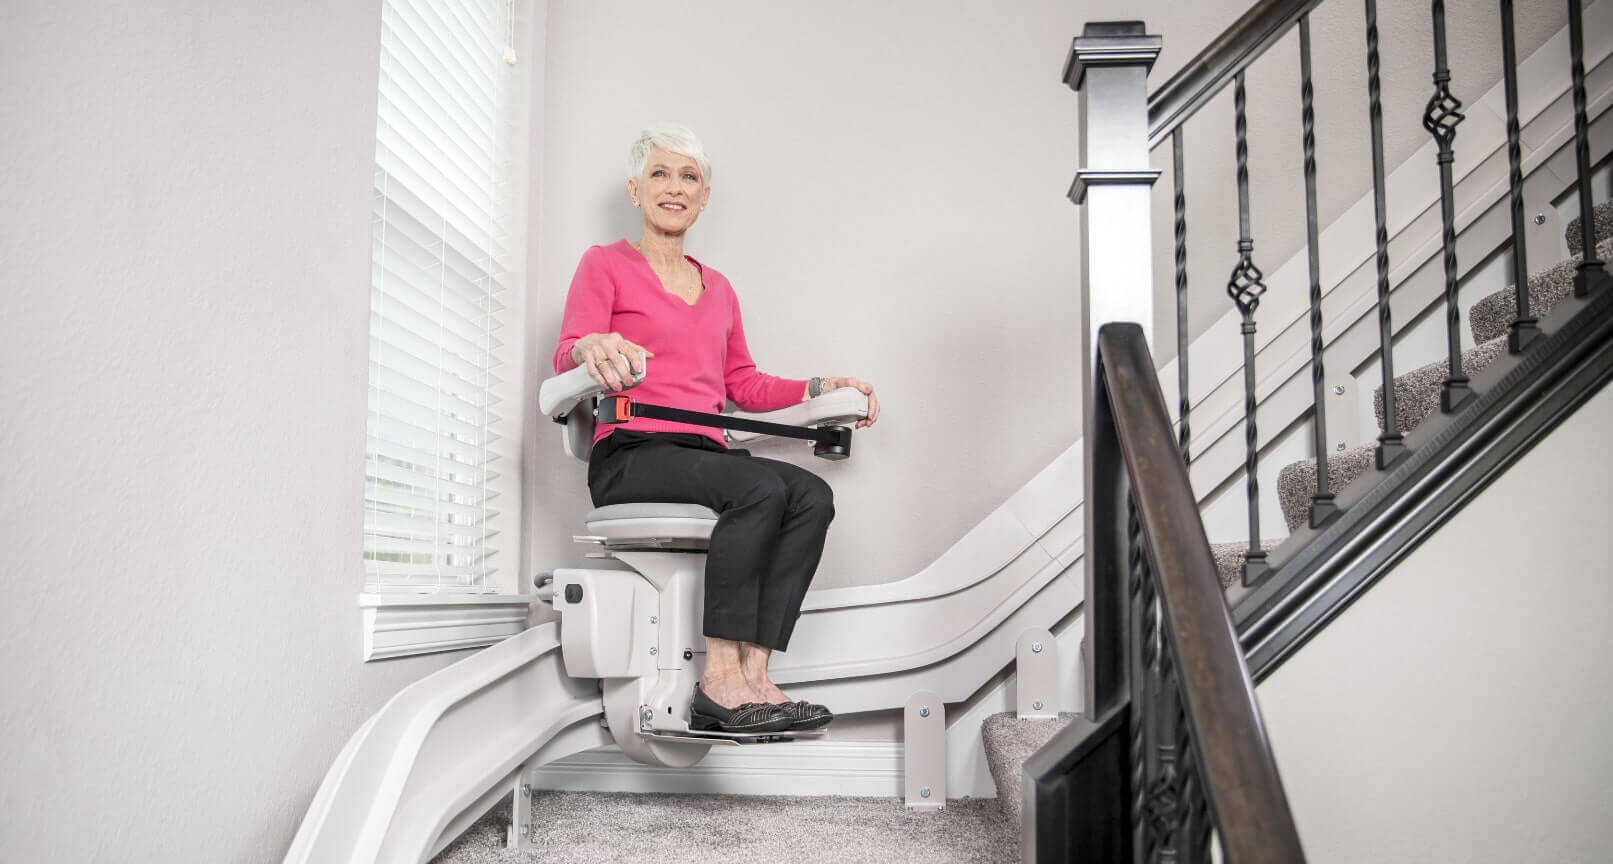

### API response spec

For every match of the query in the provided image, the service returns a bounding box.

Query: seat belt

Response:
[594,394,852,460]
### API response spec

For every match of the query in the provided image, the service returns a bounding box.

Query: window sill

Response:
[359,592,534,661]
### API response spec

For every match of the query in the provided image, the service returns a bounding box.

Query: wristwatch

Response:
[808,377,823,398]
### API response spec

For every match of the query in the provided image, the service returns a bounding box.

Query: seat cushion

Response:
[585,502,718,548]
[585,503,719,522]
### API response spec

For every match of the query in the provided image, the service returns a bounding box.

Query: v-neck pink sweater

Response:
[553,240,808,446]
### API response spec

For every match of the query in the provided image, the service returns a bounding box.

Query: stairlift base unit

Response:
[552,569,658,679]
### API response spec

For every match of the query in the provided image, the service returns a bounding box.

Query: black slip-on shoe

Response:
[689,684,795,734]
[773,700,833,731]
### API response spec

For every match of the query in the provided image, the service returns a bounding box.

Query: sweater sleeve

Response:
[553,246,614,374]
[723,288,808,412]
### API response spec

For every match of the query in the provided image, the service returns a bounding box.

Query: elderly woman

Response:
[553,124,880,735]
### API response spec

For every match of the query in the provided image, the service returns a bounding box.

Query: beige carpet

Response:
[431,790,1017,864]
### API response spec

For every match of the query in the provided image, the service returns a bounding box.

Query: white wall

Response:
[0,2,489,860]
[1258,381,1613,863]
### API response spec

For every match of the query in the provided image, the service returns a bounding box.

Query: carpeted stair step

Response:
[1372,336,1509,438]
[433,789,1018,863]
[982,711,1077,829]
[1469,233,1613,345]
[1278,444,1378,533]
[1210,539,1279,589]
[1564,197,1613,255]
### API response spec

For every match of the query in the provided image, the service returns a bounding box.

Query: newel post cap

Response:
[1064,21,1163,91]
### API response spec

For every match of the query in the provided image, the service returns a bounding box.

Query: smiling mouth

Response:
[658,202,686,212]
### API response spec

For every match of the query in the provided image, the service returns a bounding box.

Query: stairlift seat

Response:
[585,502,719,548]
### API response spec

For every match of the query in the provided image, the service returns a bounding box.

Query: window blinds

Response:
[364,0,519,592]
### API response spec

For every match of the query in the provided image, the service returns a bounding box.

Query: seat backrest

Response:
[563,401,596,463]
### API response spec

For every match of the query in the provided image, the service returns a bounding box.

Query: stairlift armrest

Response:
[726,387,870,445]
[537,357,647,420]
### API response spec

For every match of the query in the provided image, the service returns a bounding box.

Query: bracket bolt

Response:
[1031,642,1043,653]
[521,783,531,798]
[649,646,658,655]
[641,707,654,724]
[1332,384,1345,396]
[919,706,930,718]
[1033,700,1044,711]
[650,616,658,624]
[1336,442,1347,452]
[920,787,932,798]
[1534,213,1546,226]
[938,804,945,812]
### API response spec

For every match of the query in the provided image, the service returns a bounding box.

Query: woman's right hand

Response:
[572,332,654,392]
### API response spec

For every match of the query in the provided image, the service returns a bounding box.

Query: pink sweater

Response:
[553,240,808,447]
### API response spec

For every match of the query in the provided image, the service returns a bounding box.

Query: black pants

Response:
[588,430,835,652]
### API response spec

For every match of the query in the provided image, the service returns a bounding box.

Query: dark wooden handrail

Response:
[1147,0,1323,148]
[1095,323,1304,862]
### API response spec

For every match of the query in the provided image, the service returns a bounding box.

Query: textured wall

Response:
[1259,382,1613,862]
[0,2,473,860]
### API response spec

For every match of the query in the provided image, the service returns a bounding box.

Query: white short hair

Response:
[628,123,712,187]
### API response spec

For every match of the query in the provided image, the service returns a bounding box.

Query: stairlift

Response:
[534,360,870,768]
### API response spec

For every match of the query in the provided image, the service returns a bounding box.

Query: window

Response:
[363,0,524,595]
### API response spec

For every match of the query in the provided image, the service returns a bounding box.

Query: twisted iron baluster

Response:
[1569,0,1611,297]
[1127,499,1157,861]
[1175,694,1210,864]
[1175,129,1191,465]
[1153,629,1183,863]
[1227,72,1269,586]
[1500,0,1539,353]
[1299,17,1337,528]
[1365,0,1408,468]
[1425,0,1472,412]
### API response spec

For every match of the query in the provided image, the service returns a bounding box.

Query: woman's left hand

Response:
[819,377,880,429]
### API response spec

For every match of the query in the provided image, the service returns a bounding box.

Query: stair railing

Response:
[1039,2,1610,860]
[1022,322,1304,863]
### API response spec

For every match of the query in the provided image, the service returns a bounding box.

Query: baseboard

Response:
[530,738,904,798]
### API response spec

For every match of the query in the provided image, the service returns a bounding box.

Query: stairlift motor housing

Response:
[538,359,870,767]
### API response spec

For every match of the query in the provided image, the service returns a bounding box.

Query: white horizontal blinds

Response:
[365,0,519,592]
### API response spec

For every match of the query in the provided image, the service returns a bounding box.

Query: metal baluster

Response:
[1425,0,1472,412]
[1174,692,1210,864]
[1569,0,1611,297]
[1500,0,1539,353]
[1299,17,1337,528]
[1365,0,1408,468]
[1227,71,1269,586]
[1154,635,1183,864]
[1127,499,1154,861]
[1175,129,1191,465]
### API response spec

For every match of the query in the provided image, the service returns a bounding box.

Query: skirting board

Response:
[530,738,904,798]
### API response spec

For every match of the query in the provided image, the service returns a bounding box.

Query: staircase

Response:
[1211,200,1613,587]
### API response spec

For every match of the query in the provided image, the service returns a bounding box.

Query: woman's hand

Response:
[572,332,654,392]
[816,377,880,429]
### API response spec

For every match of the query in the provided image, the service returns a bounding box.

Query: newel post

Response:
[1066,21,1162,720]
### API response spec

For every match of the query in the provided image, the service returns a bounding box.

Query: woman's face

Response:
[629,147,710,235]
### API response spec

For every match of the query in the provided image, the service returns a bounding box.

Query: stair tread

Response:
[1278,444,1378,533]
[1469,232,1613,345]
[1209,539,1280,589]
[982,711,1078,829]
[1564,197,1613,255]
[1372,335,1509,437]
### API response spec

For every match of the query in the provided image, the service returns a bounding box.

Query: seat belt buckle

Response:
[595,394,634,424]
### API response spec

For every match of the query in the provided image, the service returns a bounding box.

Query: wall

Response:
[1258,381,1613,862]
[0,2,490,860]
